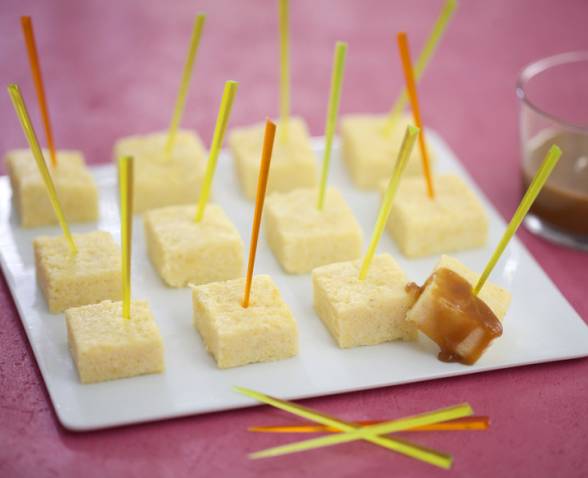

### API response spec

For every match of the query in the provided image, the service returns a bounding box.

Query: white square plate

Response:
[1,132,587,431]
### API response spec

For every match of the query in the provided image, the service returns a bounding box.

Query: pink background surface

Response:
[1,0,588,476]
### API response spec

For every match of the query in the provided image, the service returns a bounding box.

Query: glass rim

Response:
[516,50,588,132]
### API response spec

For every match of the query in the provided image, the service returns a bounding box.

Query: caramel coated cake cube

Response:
[229,117,318,200]
[113,129,206,213]
[5,149,98,227]
[383,174,488,258]
[341,114,435,189]
[191,275,298,368]
[312,253,416,348]
[34,231,121,313]
[406,255,512,364]
[144,204,244,287]
[264,187,363,274]
[66,300,164,383]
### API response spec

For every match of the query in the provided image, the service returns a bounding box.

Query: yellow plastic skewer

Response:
[386,0,457,130]
[118,155,134,320]
[235,386,470,468]
[473,145,561,295]
[165,14,206,156]
[279,0,290,139]
[317,41,347,210]
[195,80,239,222]
[21,16,58,168]
[358,125,419,280]
[7,84,76,254]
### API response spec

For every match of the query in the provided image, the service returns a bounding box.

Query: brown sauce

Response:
[522,130,588,236]
[406,268,503,365]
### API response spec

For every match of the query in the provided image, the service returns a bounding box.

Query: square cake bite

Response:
[113,129,207,213]
[264,187,363,274]
[5,148,98,227]
[34,230,121,313]
[383,174,488,258]
[406,255,512,364]
[229,117,318,200]
[312,253,416,348]
[65,300,164,384]
[341,114,435,189]
[144,204,244,287]
[191,275,298,368]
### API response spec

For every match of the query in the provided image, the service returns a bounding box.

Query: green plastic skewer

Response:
[165,14,206,156]
[279,0,290,139]
[358,125,419,280]
[7,84,77,254]
[195,80,238,222]
[473,145,562,295]
[317,41,347,210]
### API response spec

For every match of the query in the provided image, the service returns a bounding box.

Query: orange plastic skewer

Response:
[20,16,57,168]
[249,416,490,433]
[397,32,434,198]
[241,119,277,308]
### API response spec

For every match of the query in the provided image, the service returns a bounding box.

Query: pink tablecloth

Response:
[1,0,587,476]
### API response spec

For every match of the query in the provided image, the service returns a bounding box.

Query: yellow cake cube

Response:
[229,117,318,200]
[5,149,98,228]
[312,253,417,348]
[264,187,363,274]
[34,231,121,313]
[191,275,298,368]
[406,255,512,364]
[65,300,164,384]
[144,204,244,287]
[341,114,435,189]
[383,174,488,258]
[113,129,206,213]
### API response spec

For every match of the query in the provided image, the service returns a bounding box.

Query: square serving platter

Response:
[1,131,588,431]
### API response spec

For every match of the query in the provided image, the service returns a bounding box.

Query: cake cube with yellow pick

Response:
[66,156,165,384]
[65,300,164,384]
[34,230,122,314]
[5,148,98,227]
[341,114,435,189]
[264,187,363,274]
[144,204,244,287]
[381,174,488,258]
[312,253,417,348]
[113,129,207,213]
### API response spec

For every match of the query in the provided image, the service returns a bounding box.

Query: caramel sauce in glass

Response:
[523,130,588,236]
[407,268,503,365]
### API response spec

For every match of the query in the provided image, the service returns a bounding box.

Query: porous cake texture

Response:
[113,129,207,213]
[229,117,318,200]
[312,253,417,348]
[5,149,98,227]
[65,300,164,384]
[191,275,298,368]
[341,114,435,189]
[34,231,121,313]
[383,174,488,257]
[144,204,244,287]
[264,187,363,274]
